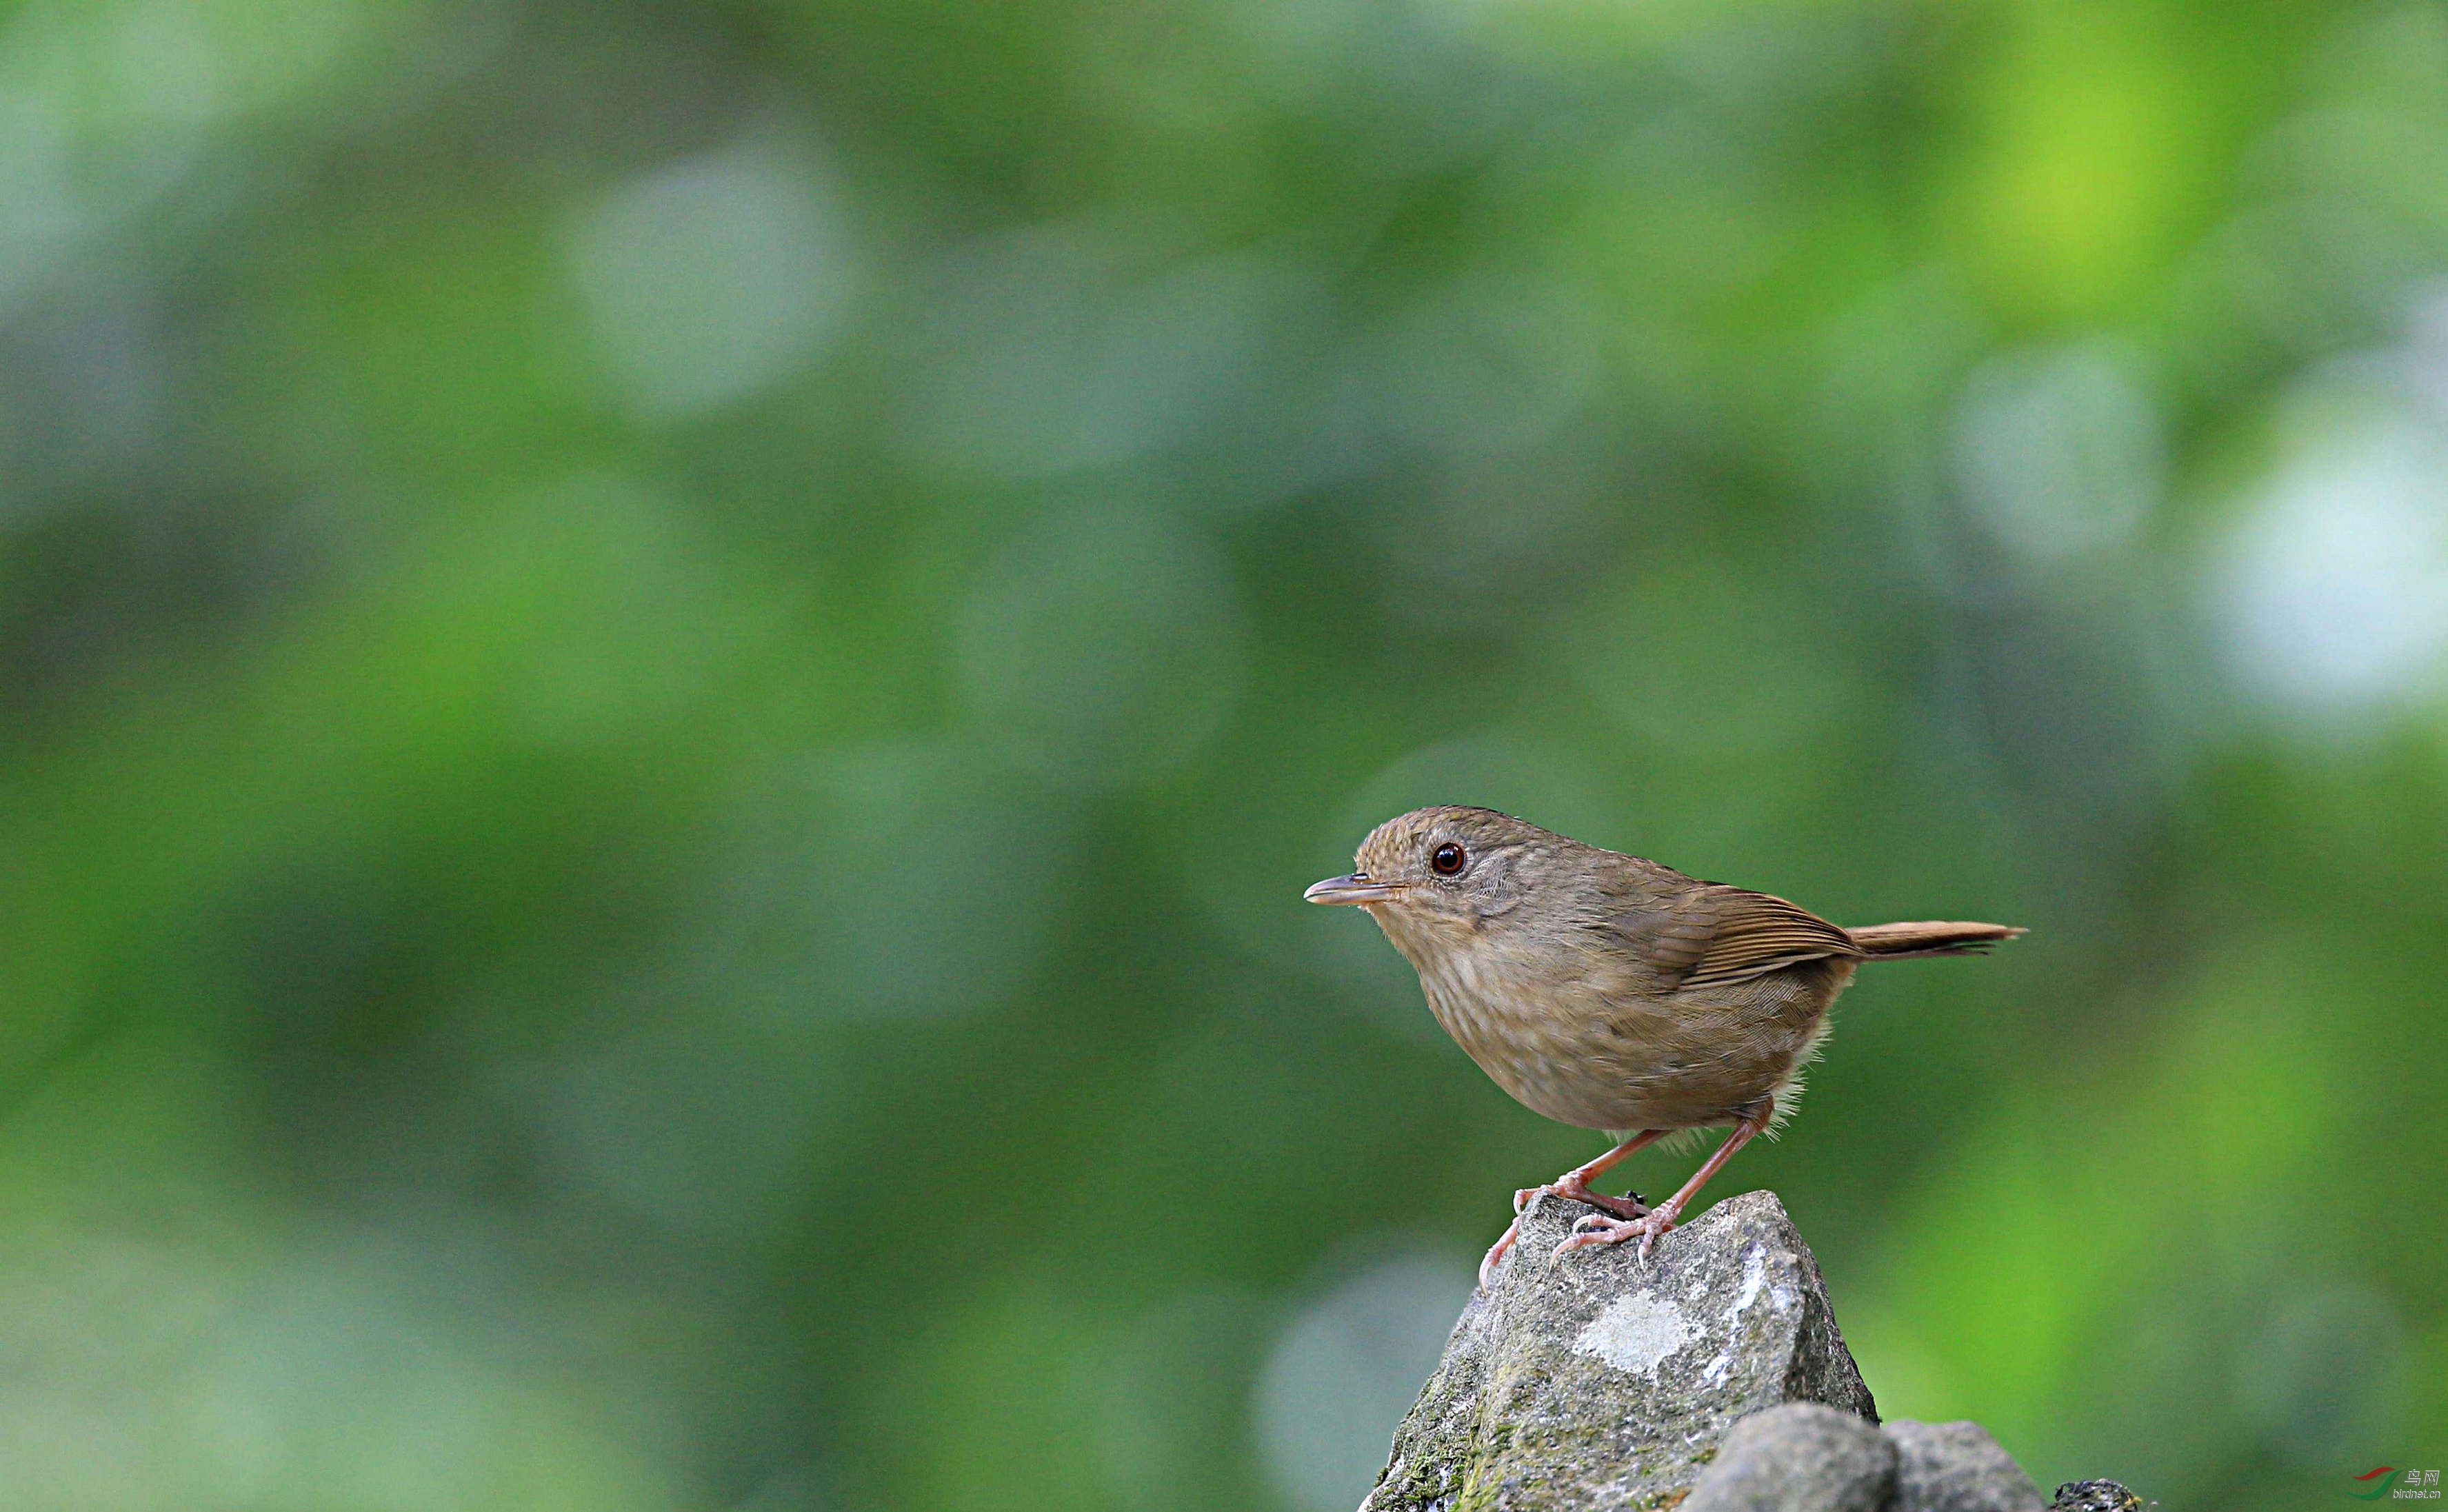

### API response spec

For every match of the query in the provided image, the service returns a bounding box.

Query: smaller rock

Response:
[2050,1481,2143,1512]
[1885,1420,2047,1512]
[1683,1403,1897,1512]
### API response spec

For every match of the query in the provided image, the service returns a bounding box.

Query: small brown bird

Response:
[1305,806,2022,1287]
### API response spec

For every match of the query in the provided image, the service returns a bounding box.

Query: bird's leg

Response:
[1479,1130,1663,1289]
[1554,1105,1773,1264]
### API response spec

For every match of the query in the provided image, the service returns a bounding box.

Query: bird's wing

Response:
[1603,881,1861,990]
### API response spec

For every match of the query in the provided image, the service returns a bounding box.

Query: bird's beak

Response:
[1304,872,1405,905]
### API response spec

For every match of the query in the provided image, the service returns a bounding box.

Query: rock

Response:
[1885,1420,2047,1512]
[1681,1402,1897,1512]
[2049,1482,2143,1512]
[1359,1188,1876,1512]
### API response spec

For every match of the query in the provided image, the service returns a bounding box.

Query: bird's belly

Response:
[1422,960,1853,1132]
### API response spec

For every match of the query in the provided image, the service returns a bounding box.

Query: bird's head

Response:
[1304,805,1581,951]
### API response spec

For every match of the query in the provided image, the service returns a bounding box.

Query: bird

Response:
[1304,805,2022,1287]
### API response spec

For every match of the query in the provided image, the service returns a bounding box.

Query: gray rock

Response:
[1885,1420,2047,1512]
[2049,1481,2143,1512]
[1359,1189,1876,1512]
[1682,1402,1898,1512]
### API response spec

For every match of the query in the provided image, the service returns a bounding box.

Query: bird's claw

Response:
[1478,1218,1519,1291]
[1553,1207,1677,1263]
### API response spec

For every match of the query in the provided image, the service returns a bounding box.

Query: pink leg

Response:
[1552,1106,1773,1264]
[1478,1131,1663,1289]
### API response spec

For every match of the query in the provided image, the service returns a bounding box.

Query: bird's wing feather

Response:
[1602,880,1860,989]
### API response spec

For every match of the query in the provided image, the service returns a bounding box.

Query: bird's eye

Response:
[1431,843,1465,875]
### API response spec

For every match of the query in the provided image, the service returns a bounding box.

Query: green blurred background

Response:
[2,0,2445,1506]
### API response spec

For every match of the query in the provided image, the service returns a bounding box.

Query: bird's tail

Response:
[1845,920,2025,961]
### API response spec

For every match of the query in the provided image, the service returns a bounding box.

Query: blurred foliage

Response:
[1,0,2445,1506]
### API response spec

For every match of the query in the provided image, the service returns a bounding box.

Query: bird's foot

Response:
[1512,1174,1647,1221]
[1552,1205,1678,1264]
[1483,1179,1649,1290]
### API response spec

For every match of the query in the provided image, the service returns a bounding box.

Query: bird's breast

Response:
[1407,937,1631,1120]
[1387,920,1845,1132]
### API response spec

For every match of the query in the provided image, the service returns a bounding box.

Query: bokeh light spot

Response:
[2213,387,2448,722]
[568,134,853,421]
[1254,1251,1469,1512]
[1952,341,2163,564]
